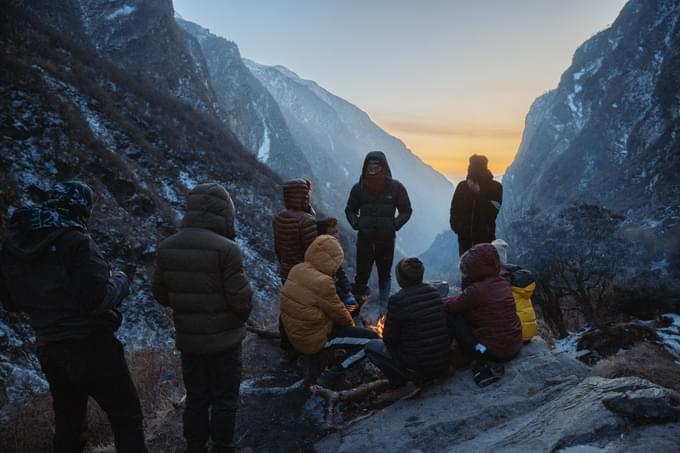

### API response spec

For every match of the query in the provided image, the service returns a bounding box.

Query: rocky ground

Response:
[316,338,680,453]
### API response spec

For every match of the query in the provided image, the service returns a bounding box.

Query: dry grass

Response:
[0,348,183,453]
[592,341,680,392]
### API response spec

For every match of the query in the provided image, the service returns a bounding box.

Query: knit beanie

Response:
[396,257,425,288]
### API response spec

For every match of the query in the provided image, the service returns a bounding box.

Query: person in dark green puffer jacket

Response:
[153,182,252,453]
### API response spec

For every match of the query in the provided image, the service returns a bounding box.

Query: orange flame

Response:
[367,314,385,337]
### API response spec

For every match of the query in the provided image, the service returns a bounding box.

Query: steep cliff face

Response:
[176,18,313,182]
[500,0,680,272]
[78,0,218,113]
[246,60,454,255]
[0,4,282,404]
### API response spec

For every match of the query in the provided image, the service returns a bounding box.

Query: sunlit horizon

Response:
[174,0,628,183]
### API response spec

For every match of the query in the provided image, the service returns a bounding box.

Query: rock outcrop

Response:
[316,339,680,452]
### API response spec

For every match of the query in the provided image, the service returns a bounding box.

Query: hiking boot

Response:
[316,367,344,390]
[472,361,505,387]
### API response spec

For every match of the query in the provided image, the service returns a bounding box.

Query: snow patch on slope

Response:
[106,5,135,21]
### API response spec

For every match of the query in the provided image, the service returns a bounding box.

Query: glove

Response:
[100,271,130,310]
[343,294,358,306]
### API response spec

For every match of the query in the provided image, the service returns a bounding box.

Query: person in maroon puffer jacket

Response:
[273,179,318,282]
[444,243,522,362]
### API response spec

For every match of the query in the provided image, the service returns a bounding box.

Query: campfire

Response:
[367,314,385,337]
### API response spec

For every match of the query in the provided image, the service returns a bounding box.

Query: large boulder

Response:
[315,338,680,452]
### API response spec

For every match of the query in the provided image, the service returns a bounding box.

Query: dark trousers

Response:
[446,314,500,361]
[181,345,242,453]
[324,325,379,369]
[354,231,395,297]
[36,331,147,453]
[364,339,411,386]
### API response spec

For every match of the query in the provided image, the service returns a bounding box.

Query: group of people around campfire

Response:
[274,152,536,392]
[0,151,536,453]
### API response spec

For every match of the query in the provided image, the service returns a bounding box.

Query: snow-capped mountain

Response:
[500,0,680,274]
[246,60,454,255]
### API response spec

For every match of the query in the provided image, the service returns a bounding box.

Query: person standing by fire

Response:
[345,151,412,304]
[450,154,502,257]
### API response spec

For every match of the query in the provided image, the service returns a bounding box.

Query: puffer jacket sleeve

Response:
[382,300,401,349]
[221,245,253,323]
[393,182,412,230]
[64,232,129,312]
[318,278,353,327]
[300,215,318,254]
[345,184,361,230]
[450,183,464,233]
[477,180,503,221]
[152,261,170,307]
[334,266,352,301]
[443,285,478,314]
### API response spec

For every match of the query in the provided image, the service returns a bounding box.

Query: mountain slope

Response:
[176,18,313,182]
[500,0,680,273]
[0,3,282,404]
[246,60,454,255]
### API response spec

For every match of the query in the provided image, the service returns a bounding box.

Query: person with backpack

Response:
[365,257,451,387]
[0,181,147,453]
[450,154,502,257]
[345,151,412,303]
[153,183,252,453]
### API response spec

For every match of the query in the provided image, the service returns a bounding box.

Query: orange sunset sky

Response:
[175,0,628,183]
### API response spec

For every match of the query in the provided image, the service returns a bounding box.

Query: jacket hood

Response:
[181,183,235,239]
[467,154,493,182]
[360,151,392,180]
[304,235,344,276]
[4,207,66,259]
[459,243,500,282]
[282,179,312,212]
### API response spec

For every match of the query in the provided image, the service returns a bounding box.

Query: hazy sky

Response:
[174,0,627,182]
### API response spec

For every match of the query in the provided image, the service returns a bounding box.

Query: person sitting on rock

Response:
[365,257,451,387]
[0,181,147,453]
[316,217,359,313]
[444,243,522,386]
[279,235,378,388]
[491,239,537,343]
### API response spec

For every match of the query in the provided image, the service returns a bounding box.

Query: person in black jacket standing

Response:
[0,181,147,453]
[345,151,412,303]
[365,257,450,386]
[450,154,502,257]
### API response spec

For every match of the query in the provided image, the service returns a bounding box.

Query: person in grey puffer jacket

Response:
[153,183,252,453]
[0,181,147,453]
